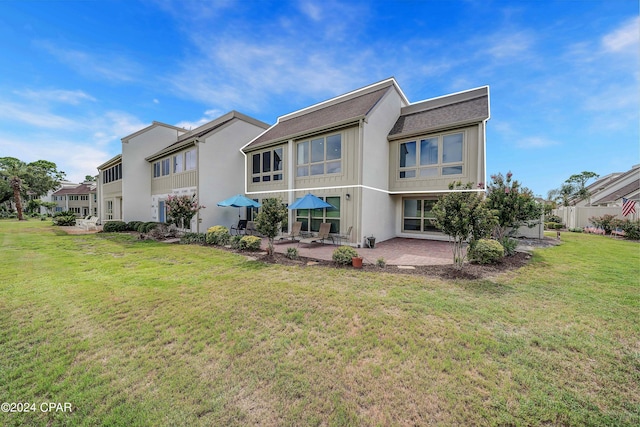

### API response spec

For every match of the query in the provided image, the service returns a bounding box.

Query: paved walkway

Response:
[265,237,455,266]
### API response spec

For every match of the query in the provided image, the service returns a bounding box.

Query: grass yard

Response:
[0,221,638,426]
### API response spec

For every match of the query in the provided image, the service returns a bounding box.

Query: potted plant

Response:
[352,255,363,269]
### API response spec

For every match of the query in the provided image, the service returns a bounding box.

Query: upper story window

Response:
[69,195,79,201]
[174,153,183,173]
[185,149,196,171]
[252,147,283,183]
[399,132,464,179]
[154,159,171,178]
[80,195,89,201]
[296,134,341,177]
[103,163,122,184]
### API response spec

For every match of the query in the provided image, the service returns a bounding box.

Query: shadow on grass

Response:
[455,279,515,297]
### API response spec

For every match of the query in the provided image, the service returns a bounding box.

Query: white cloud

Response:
[516,136,559,149]
[0,101,77,129]
[14,89,96,105]
[485,30,535,59]
[298,0,322,21]
[602,17,639,53]
[174,109,225,130]
[36,40,141,83]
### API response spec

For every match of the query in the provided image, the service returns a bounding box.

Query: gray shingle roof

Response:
[388,92,489,140]
[590,178,640,205]
[243,86,392,151]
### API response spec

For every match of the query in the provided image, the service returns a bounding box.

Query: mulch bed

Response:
[253,250,534,280]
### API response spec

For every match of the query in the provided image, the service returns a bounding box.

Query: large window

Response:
[295,196,340,233]
[174,153,183,173]
[185,149,196,171]
[402,199,439,233]
[103,163,122,183]
[296,134,341,177]
[399,132,464,179]
[252,147,283,183]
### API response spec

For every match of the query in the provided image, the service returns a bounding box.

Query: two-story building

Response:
[241,78,489,245]
[98,111,269,231]
[51,181,97,217]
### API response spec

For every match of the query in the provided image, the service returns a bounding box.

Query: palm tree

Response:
[0,157,29,220]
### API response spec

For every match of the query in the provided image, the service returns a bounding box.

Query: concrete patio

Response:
[266,237,455,266]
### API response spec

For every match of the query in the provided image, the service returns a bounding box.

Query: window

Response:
[295,196,340,233]
[106,200,113,220]
[174,153,183,173]
[251,147,284,183]
[296,134,341,177]
[69,195,79,201]
[153,162,161,178]
[402,199,439,233]
[103,163,122,183]
[185,149,196,171]
[161,158,170,176]
[80,195,88,201]
[399,132,464,179]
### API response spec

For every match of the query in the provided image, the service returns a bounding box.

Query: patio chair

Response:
[245,221,258,236]
[230,219,247,235]
[333,225,352,246]
[75,215,90,227]
[278,221,303,242]
[83,216,99,231]
[298,222,334,247]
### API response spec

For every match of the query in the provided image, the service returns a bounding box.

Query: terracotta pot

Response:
[352,256,363,269]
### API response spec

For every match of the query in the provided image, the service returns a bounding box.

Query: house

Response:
[555,164,639,228]
[51,181,97,217]
[241,78,490,245]
[98,111,269,231]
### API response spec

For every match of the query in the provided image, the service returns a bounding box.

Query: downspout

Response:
[287,139,295,226]
[356,118,364,246]
[195,139,200,233]
[478,121,484,190]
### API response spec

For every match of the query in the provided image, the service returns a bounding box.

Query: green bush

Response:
[230,235,243,250]
[51,211,77,226]
[499,237,518,256]
[285,247,299,260]
[180,232,206,245]
[619,219,640,240]
[546,214,563,224]
[376,257,386,268]
[206,225,230,246]
[143,222,159,233]
[545,222,563,230]
[240,235,262,251]
[103,221,127,232]
[127,221,143,232]
[569,228,583,233]
[468,239,504,264]
[332,246,359,265]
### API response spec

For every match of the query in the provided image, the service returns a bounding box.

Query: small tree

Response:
[485,172,543,241]
[565,171,599,203]
[165,194,205,230]
[254,197,288,256]
[432,182,497,269]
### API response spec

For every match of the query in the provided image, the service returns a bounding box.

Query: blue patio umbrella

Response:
[217,194,261,218]
[288,193,335,210]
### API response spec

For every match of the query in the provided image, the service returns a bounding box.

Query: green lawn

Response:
[1,221,638,426]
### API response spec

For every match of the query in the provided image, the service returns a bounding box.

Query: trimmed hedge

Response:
[206,225,230,246]
[332,246,359,265]
[103,221,127,232]
[469,239,504,264]
[240,235,262,251]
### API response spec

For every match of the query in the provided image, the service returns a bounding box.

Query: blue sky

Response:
[0,0,637,196]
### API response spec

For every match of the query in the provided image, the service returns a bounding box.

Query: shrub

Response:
[546,214,563,224]
[545,222,563,230]
[51,211,77,226]
[148,223,175,240]
[240,235,262,251]
[102,221,127,232]
[376,257,386,268]
[468,239,504,264]
[127,221,143,232]
[180,232,206,245]
[588,214,617,234]
[285,247,299,260]
[230,235,243,250]
[332,246,359,265]
[569,228,583,233]
[206,225,230,246]
[619,219,640,240]
[499,236,518,256]
[143,222,159,233]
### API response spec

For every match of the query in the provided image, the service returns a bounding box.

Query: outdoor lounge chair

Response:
[75,215,91,227]
[245,221,258,236]
[278,221,303,242]
[298,222,334,246]
[230,219,247,235]
[81,216,99,231]
[333,225,352,245]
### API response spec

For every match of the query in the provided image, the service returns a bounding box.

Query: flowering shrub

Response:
[240,235,262,251]
[165,194,205,229]
[206,225,230,246]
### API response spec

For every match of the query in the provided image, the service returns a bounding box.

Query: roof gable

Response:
[243,78,406,151]
[388,86,490,140]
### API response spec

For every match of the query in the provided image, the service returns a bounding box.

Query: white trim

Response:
[246,183,485,196]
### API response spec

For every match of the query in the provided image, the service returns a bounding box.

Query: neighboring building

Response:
[241,78,490,245]
[51,181,97,217]
[555,164,640,228]
[98,111,269,231]
[97,155,123,221]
